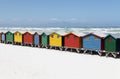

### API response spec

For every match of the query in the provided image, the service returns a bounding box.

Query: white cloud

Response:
[69,18,78,21]
[50,18,59,21]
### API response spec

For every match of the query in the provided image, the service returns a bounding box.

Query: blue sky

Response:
[0,0,120,27]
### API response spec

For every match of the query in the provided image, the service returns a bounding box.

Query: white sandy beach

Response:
[0,43,120,79]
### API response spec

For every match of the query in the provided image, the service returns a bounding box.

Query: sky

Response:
[0,0,120,27]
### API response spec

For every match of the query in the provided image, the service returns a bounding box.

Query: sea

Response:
[0,27,120,37]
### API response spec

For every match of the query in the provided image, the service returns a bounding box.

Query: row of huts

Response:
[0,31,120,57]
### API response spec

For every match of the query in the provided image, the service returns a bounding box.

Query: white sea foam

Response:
[0,27,120,37]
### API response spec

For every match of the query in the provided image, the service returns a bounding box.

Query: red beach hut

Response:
[64,32,85,53]
[23,32,33,46]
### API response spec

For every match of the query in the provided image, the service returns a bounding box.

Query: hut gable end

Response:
[14,31,22,43]
[82,33,102,50]
[49,32,63,47]
[64,33,82,48]
[23,32,33,44]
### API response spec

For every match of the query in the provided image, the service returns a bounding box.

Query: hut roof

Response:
[23,31,33,35]
[42,31,53,35]
[92,32,106,37]
[56,31,67,36]
[49,31,67,36]
[105,34,120,39]
[82,32,106,38]
[6,31,13,34]
[34,32,40,35]
[0,32,4,34]
[14,31,22,34]
[64,32,85,37]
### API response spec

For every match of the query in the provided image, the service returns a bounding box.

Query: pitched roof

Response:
[14,31,22,34]
[82,32,106,38]
[42,31,53,35]
[64,32,85,37]
[6,31,13,34]
[105,34,120,39]
[23,31,33,35]
[34,32,39,35]
[92,32,106,37]
[49,31,67,36]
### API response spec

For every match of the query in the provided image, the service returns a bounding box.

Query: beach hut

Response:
[41,32,49,48]
[1,32,5,43]
[64,32,85,52]
[82,33,105,55]
[5,31,14,44]
[33,32,41,47]
[14,31,23,45]
[0,32,2,42]
[104,34,120,57]
[49,31,66,50]
[23,32,33,46]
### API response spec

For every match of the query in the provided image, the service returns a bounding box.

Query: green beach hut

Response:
[104,34,120,57]
[41,32,49,48]
[105,35,116,52]
[5,31,14,44]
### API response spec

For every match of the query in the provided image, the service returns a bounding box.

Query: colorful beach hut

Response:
[104,35,120,52]
[104,34,120,57]
[14,31,23,45]
[49,31,66,50]
[41,32,49,48]
[0,32,3,42]
[64,32,85,52]
[23,32,33,46]
[5,31,14,44]
[82,33,105,54]
[33,32,41,47]
[1,32,5,43]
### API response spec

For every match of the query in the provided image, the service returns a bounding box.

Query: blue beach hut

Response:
[1,33,5,43]
[82,33,105,51]
[33,32,41,47]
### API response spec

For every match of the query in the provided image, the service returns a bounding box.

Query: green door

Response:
[105,37,116,52]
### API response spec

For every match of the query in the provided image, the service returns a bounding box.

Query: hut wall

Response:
[6,33,13,42]
[34,34,40,45]
[2,34,5,41]
[83,35,101,50]
[14,32,22,43]
[116,38,120,52]
[41,34,48,46]
[49,33,62,47]
[101,38,104,50]
[104,37,116,52]
[23,33,33,44]
[0,34,2,41]
[64,34,81,48]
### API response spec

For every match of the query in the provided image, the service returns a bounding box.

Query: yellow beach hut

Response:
[49,31,66,50]
[14,31,23,45]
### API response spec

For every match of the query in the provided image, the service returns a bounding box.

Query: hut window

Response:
[108,37,112,42]
[86,36,89,40]
[94,37,98,40]
[57,35,60,38]
[74,36,77,40]
[51,35,54,38]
